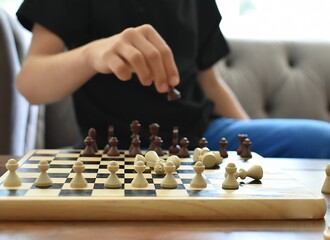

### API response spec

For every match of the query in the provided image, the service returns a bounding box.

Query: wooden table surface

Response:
[0,155,329,240]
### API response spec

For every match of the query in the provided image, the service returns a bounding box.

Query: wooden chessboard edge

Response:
[0,197,326,221]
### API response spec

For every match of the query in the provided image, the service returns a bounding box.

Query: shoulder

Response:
[17,0,91,48]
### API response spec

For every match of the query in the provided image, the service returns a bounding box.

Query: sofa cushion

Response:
[216,39,330,121]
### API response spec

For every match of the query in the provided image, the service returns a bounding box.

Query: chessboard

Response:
[0,149,326,221]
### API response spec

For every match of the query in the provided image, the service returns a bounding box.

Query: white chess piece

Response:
[70,161,88,188]
[35,160,53,187]
[134,154,146,165]
[324,223,330,240]
[167,155,181,170]
[190,161,207,188]
[222,163,239,190]
[201,152,216,169]
[225,165,264,181]
[131,160,148,188]
[145,151,159,168]
[193,147,202,162]
[104,161,122,189]
[154,162,165,175]
[322,164,330,194]
[161,161,178,189]
[4,159,21,187]
[213,151,223,165]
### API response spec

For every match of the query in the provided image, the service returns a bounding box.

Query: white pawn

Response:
[70,161,87,188]
[324,223,330,240]
[131,160,148,188]
[4,159,21,187]
[35,160,53,187]
[161,161,178,189]
[190,161,207,188]
[104,161,122,189]
[322,164,330,194]
[222,163,239,190]
[167,155,181,170]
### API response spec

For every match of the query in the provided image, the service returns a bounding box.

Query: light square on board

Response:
[156,189,189,197]
[92,189,125,197]
[25,189,61,197]
[28,156,55,162]
[124,183,156,190]
[62,183,94,190]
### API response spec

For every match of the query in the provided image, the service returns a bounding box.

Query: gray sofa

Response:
[1,8,330,154]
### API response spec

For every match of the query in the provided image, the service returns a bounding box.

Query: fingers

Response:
[106,25,180,93]
[140,25,180,89]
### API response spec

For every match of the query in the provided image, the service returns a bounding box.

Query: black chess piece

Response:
[128,136,142,157]
[237,134,248,155]
[240,138,252,160]
[219,137,228,158]
[169,126,180,155]
[107,137,120,156]
[82,136,95,156]
[177,137,190,158]
[148,123,160,151]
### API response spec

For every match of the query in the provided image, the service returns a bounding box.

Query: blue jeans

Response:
[203,118,330,158]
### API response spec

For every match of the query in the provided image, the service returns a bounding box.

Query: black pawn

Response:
[177,137,190,158]
[219,137,228,158]
[129,120,141,152]
[103,125,114,153]
[82,136,95,156]
[167,87,181,101]
[154,136,164,156]
[198,137,208,148]
[88,128,98,152]
[240,138,252,160]
[237,134,248,155]
[169,126,180,155]
[107,137,120,156]
[128,137,142,157]
[148,123,160,151]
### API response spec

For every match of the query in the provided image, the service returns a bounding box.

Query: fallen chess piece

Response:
[225,165,263,181]
[134,154,147,165]
[145,151,159,168]
[154,161,166,175]
[237,165,263,180]
[193,147,222,168]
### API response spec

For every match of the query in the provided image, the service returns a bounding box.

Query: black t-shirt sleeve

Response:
[196,0,230,70]
[16,0,90,48]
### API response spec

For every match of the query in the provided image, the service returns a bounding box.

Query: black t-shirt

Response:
[17,0,229,149]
